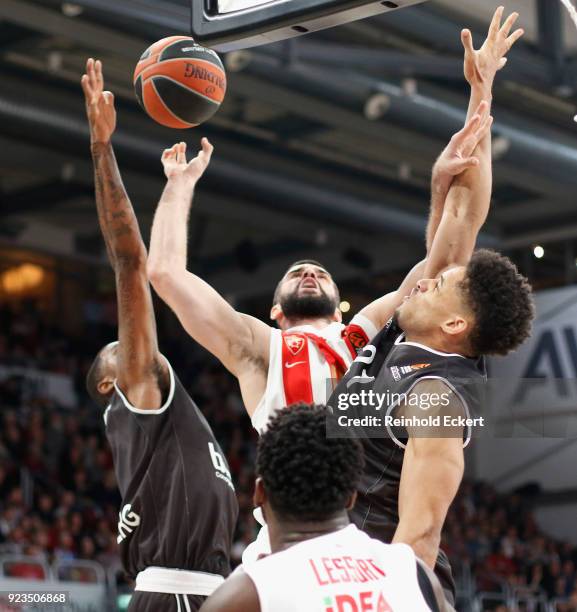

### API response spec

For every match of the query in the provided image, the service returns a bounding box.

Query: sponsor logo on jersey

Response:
[285,361,306,369]
[391,363,431,381]
[409,363,431,371]
[208,442,235,491]
[323,591,393,612]
[346,328,369,351]
[117,504,141,544]
[284,335,305,356]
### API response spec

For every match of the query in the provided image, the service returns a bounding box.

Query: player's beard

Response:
[280,288,337,320]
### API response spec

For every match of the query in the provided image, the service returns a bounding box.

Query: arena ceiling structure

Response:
[1,0,577,302]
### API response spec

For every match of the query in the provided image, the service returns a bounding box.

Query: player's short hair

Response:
[460,249,535,356]
[272,260,337,305]
[86,349,109,408]
[256,404,364,521]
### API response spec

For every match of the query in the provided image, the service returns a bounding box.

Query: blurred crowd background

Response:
[0,298,576,611]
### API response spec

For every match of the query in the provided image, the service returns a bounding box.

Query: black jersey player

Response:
[81,58,238,612]
[327,9,535,603]
[328,261,533,603]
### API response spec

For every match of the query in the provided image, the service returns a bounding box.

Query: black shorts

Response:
[128,591,206,612]
[434,548,456,607]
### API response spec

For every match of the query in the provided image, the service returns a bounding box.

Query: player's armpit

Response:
[357,259,426,331]
[199,570,260,612]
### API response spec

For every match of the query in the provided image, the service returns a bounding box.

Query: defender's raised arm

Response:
[147,141,270,413]
[82,58,165,409]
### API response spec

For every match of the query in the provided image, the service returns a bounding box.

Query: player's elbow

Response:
[147,261,175,295]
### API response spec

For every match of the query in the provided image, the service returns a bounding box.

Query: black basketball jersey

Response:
[327,317,486,598]
[104,359,238,580]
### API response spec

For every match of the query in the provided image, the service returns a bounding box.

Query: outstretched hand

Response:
[435,100,493,178]
[462,6,524,90]
[161,138,214,184]
[81,58,117,145]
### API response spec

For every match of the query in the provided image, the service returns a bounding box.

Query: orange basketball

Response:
[133,36,226,129]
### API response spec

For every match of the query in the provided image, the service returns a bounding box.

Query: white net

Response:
[559,0,577,31]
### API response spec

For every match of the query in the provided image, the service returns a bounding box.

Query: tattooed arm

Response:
[82,58,166,409]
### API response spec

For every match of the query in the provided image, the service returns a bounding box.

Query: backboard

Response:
[191,0,429,52]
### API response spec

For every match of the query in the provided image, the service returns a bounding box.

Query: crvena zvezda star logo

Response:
[284,334,305,356]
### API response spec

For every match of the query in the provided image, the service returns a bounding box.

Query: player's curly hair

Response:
[256,403,364,521]
[460,249,535,356]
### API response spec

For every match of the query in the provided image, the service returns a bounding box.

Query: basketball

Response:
[133,36,226,129]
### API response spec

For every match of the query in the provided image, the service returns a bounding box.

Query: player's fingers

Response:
[90,60,100,93]
[86,58,96,89]
[461,29,475,55]
[477,115,494,139]
[473,99,489,121]
[457,157,480,172]
[505,28,524,52]
[80,74,92,98]
[460,114,482,139]
[455,118,480,149]
[499,12,519,39]
[176,142,186,164]
[471,117,493,148]
[202,137,214,156]
[488,6,505,39]
[498,57,507,70]
[103,91,114,105]
[95,59,103,86]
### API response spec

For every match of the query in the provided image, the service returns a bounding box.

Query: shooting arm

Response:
[427,84,489,254]
[91,142,164,408]
[427,7,523,254]
[392,380,465,568]
[424,118,491,279]
[147,172,270,377]
[359,102,491,331]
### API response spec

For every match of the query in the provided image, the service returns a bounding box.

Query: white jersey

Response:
[243,525,433,612]
[251,314,378,432]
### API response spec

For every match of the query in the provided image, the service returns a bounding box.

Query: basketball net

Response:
[560,0,577,31]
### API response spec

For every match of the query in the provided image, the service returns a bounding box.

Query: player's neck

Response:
[269,513,351,553]
[403,331,461,355]
[282,317,333,331]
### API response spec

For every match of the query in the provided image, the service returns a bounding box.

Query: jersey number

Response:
[355,345,376,365]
